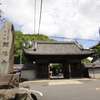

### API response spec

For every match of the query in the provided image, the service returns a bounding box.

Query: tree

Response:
[78,44,91,63]
[79,44,83,48]
[92,46,100,62]
[81,58,91,63]
[51,63,63,75]
[14,31,55,64]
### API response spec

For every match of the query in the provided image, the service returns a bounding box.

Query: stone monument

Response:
[0,22,19,89]
[0,22,15,74]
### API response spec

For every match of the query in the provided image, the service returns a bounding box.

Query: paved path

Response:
[20,79,100,100]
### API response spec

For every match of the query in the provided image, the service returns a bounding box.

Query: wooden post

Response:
[68,64,71,78]
[48,65,50,79]
[35,63,38,79]
[80,62,83,78]
[63,63,70,79]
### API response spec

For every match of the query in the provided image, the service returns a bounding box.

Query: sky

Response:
[0,0,100,48]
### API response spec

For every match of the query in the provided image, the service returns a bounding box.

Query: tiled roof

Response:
[21,64,36,70]
[13,64,35,70]
[13,64,23,70]
[24,41,95,55]
[83,63,100,68]
[90,42,100,49]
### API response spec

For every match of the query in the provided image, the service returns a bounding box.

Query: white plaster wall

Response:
[21,70,36,80]
[89,69,100,79]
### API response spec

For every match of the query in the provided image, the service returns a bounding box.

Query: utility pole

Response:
[20,52,22,66]
[0,1,2,17]
[99,27,100,38]
[34,0,36,34]
[0,2,5,23]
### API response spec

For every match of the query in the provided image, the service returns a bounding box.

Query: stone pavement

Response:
[22,78,99,85]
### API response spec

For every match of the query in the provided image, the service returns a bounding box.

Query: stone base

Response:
[0,88,36,100]
[0,88,19,100]
[0,74,19,89]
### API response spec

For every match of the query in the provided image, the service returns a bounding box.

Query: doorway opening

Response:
[50,63,64,79]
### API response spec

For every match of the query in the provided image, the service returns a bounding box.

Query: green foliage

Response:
[81,58,91,63]
[80,44,91,63]
[14,31,55,64]
[51,63,63,73]
[79,44,83,48]
[92,46,100,62]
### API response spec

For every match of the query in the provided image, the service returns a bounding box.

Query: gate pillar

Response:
[63,63,71,79]
[36,60,50,79]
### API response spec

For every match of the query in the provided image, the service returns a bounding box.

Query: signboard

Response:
[0,22,15,74]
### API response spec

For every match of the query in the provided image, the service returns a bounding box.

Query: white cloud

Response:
[1,0,100,41]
